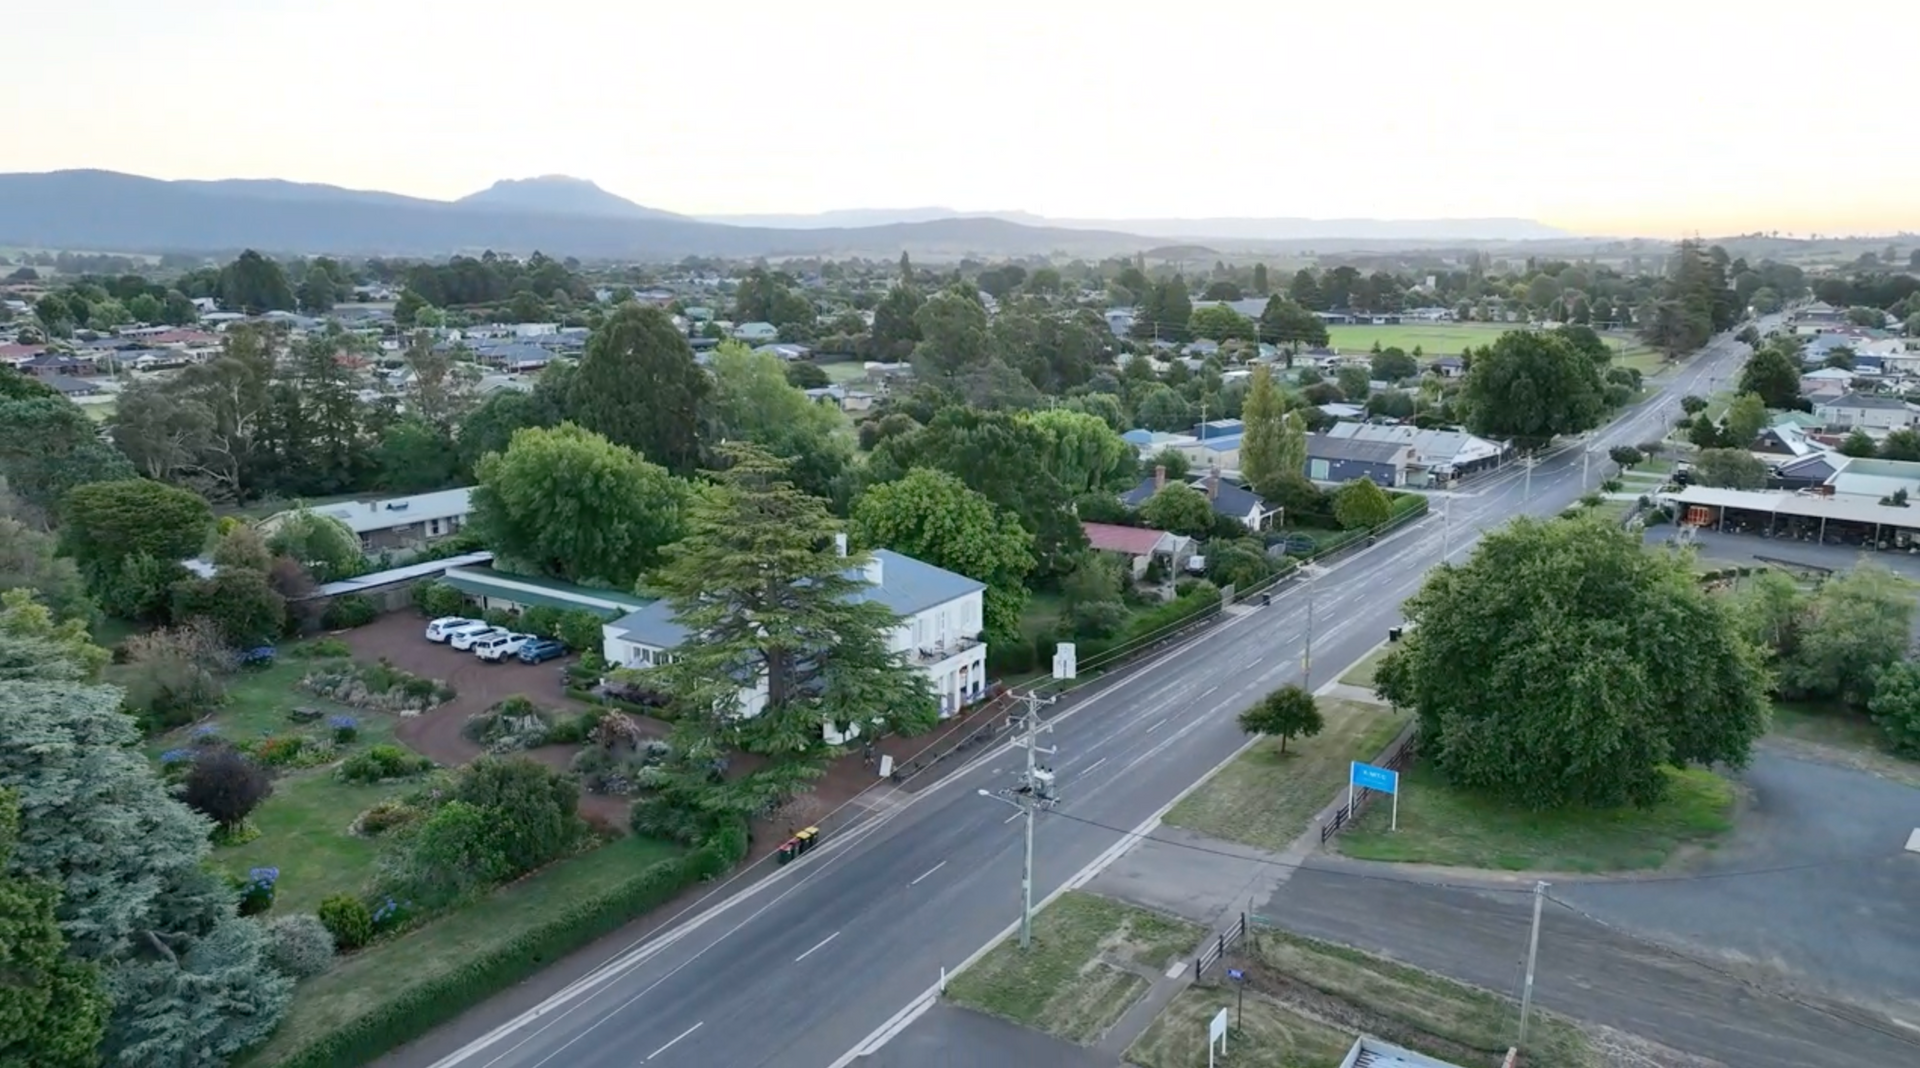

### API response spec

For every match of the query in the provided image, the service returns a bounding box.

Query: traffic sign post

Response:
[1348,761,1401,831]
[1207,1007,1229,1067]
[1227,967,1245,1028]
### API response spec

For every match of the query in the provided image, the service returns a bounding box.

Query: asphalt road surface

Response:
[398,323,1773,1068]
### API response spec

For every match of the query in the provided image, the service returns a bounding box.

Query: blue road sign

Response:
[1227,968,1245,982]
[1350,761,1399,794]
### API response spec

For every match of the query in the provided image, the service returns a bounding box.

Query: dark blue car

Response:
[517,638,567,664]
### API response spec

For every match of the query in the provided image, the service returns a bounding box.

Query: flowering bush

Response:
[371,895,413,933]
[266,913,337,978]
[253,735,308,767]
[190,723,223,747]
[338,743,433,784]
[328,714,360,744]
[317,893,375,951]
[351,799,420,837]
[238,865,279,916]
[160,747,195,764]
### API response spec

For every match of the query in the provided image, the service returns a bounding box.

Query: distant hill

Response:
[702,207,1569,242]
[456,176,683,220]
[0,170,1156,260]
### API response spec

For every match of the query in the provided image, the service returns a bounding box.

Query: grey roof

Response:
[606,549,984,651]
[1119,475,1271,519]
[1323,422,1500,465]
[1820,392,1908,410]
[1305,433,1410,465]
[302,487,474,534]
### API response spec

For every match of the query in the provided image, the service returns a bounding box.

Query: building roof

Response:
[1337,1034,1467,1068]
[1305,433,1411,465]
[41,373,101,395]
[312,552,496,599]
[1323,422,1503,466]
[1819,391,1909,411]
[1198,434,1244,454]
[1667,485,1920,529]
[305,488,475,534]
[606,549,984,651]
[1082,522,1172,556]
[441,566,654,618]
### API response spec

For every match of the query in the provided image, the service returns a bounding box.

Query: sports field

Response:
[1324,322,1662,373]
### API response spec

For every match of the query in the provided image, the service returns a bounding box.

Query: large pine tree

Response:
[571,304,708,475]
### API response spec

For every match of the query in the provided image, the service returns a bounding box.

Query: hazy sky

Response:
[10,1,1914,237]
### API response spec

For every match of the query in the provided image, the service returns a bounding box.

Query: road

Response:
[400,324,1769,1068]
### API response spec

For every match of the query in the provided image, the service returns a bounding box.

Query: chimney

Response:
[1208,465,1220,501]
[834,532,849,557]
[1154,465,1167,492]
[863,555,884,586]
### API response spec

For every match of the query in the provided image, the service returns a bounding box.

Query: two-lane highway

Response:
[408,323,1769,1068]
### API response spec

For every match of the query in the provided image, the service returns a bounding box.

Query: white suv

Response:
[449,624,505,651]
[473,632,533,662]
[425,617,481,642]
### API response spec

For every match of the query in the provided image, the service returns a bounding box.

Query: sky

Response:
[9,1,1916,238]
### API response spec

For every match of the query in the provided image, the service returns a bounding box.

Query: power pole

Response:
[1517,880,1548,1049]
[1013,691,1058,950]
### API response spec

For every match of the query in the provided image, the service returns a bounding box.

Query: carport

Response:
[1664,486,1920,550]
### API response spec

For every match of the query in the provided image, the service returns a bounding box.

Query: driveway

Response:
[1556,747,1920,1010]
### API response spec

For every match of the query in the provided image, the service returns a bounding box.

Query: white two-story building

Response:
[600,536,990,726]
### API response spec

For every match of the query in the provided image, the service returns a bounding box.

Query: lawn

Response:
[140,652,389,758]
[245,834,681,1067]
[1323,323,1512,355]
[217,774,404,915]
[1337,763,1735,873]
[1163,699,1407,852]
[1241,928,1596,1067]
[945,891,1203,1045]
[1769,700,1920,785]
[819,360,869,385]
[1126,985,1352,1068]
[1339,645,1392,689]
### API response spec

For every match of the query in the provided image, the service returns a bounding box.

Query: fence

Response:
[1318,726,1418,844]
[1193,911,1249,981]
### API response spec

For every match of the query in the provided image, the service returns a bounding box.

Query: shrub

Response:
[301,660,454,714]
[352,799,421,837]
[544,707,607,746]
[371,895,414,934]
[294,637,353,659]
[520,605,564,639]
[266,913,337,979]
[236,865,280,916]
[121,621,232,732]
[181,747,274,828]
[555,610,605,652]
[461,696,557,753]
[269,829,747,1068]
[254,734,310,767]
[338,744,434,784]
[450,757,584,876]
[329,714,360,744]
[316,893,375,952]
[413,580,467,619]
[321,594,379,630]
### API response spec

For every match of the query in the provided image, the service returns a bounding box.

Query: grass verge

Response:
[1769,700,1919,785]
[1337,762,1734,873]
[945,890,1203,1045]
[1163,699,1407,852]
[1339,646,1391,689]
[1127,985,1352,1068]
[247,833,694,1068]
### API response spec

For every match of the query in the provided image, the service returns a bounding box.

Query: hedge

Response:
[1068,583,1222,668]
[266,822,749,1068]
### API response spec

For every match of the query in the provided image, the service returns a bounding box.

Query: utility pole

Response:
[1012,691,1058,949]
[1517,880,1548,1050]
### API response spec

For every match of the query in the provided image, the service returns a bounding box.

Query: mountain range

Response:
[0,170,1572,261]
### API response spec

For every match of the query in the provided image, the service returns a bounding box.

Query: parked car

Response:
[426,617,481,642]
[517,638,568,664]
[473,632,534,662]
[449,624,505,651]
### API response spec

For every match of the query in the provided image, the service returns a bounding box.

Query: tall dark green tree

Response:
[1376,517,1768,809]
[0,787,109,1068]
[571,304,707,475]
[1461,330,1606,448]
[0,369,135,521]
[216,251,295,313]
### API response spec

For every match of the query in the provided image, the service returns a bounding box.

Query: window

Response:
[1309,459,1331,481]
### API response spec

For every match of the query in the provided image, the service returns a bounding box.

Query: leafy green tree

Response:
[869,285,924,359]
[1189,305,1256,342]
[1686,412,1723,450]
[1260,296,1329,347]
[1133,385,1194,432]
[374,416,464,494]
[0,589,108,682]
[911,289,993,380]
[1332,477,1392,530]
[1736,342,1804,409]
[456,388,550,475]
[571,303,708,476]
[1778,566,1912,707]
[638,445,939,837]
[0,501,93,624]
[1867,661,1920,756]
[1839,429,1877,458]
[1238,366,1287,494]
[1022,409,1135,495]
[1608,446,1643,469]
[1880,428,1920,462]
[851,469,1034,647]
[59,479,211,583]
[1461,330,1605,448]
[1237,684,1325,754]
[1252,263,1270,296]
[170,566,286,646]
[471,423,687,588]
[216,250,295,313]
[1690,448,1767,489]
[0,787,109,1068]
[1679,395,1708,416]
[296,263,336,313]
[1139,483,1216,539]
[0,370,136,520]
[262,508,363,584]
[1369,348,1419,382]
[1375,517,1768,809]
[0,681,292,1065]
[1723,392,1768,448]
[1334,365,1372,402]
[707,343,852,503]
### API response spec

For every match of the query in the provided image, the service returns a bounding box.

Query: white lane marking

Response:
[1003,811,1021,825]
[795,932,840,962]
[1201,684,1219,698]
[1074,757,1108,781]
[1146,718,1167,732]
[646,1022,703,1061]
[909,861,947,886]
[1165,960,1185,979]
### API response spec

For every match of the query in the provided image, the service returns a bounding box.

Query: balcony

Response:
[908,634,982,666]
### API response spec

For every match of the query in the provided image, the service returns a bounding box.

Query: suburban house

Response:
[1120,465,1280,530]
[732,321,779,343]
[1750,415,1825,460]
[439,565,654,620]
[1431,356,1465,378]
[1320,422,1508,483]
[1081,521,1193,579]
[261,487,475,551]
[1770,452,1843,491]
[601,539,990,722]
[1120,428,1199,460]
[1798,367,1857,400]
[1304,434,1416,487]
[1814,392,1919,431]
